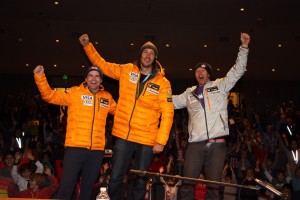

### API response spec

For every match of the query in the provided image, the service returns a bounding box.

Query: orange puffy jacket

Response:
[84,43,174,146]
[34,74,117,150]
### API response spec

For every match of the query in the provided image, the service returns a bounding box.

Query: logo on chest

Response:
[82,95,93,106]
[207,86,220,95]
[146,83,160,95]
[129,72,139,83]
[100,98,109,108]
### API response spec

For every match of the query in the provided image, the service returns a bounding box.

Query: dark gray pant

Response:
[56,147,103,200]
[180,141,227,200]
[108,138,154,200]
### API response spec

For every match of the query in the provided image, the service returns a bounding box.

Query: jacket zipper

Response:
[126,77,151,139]
[127,99,137,139]
[203,93,210,140]
[90,94,96,149]
[98,98,100,112]
[192,88,210,140]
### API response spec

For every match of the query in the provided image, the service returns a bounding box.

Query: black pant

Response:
[56,147,103,200]
[108,138,154,200]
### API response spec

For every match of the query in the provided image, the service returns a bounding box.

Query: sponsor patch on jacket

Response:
[82,95,93,106]
[188,95,197,104]
[100,98,109,109]
[207,86,220,95]
[146,83,160,95]
[129,72,139,83]
[166,88,172,101]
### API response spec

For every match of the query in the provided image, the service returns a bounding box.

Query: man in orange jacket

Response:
[33,64,117,200]
[79,34,174,200]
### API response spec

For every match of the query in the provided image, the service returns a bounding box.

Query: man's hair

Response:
[19,162,37,174]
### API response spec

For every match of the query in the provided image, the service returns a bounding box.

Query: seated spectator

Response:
[41,150,55,175]
[273,146,289,174]
[236,149,252,182]
[277,133,300,167]
[144,178,152,200]
[194,172,206,200]
[11,149,44,191]
[262,165,290,192]
[238,167,258,200]
[159,156,182,200]
[255,114,276,159]
[0,151,15,176]
[286,163,300,200]
[0,152,19,198]
[13,166,58,198]
[222,163,237,200]
[259,157,276,181]
[150,153,165,173]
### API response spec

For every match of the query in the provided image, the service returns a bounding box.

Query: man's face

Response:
[277,173,285,181]
[195,67,210,86]
[85,71,102,92]
[140,48,156,68]
[22,169,31,179]
[4,154,14,167]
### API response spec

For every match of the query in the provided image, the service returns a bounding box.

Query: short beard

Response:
[140,62,153,68]
[137,58,156,69]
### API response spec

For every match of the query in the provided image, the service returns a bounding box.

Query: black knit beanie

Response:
[194,62,212,75]
[85,65,103,79]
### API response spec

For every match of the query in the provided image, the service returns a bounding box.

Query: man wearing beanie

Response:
[173,33,250,200]
[79,34,174,200]
[33,64,116,200]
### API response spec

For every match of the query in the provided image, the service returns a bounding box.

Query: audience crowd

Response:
[0,93,299,199]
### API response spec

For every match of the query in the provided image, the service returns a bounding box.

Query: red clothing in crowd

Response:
[14,175,58,198]
[194,183,207,200]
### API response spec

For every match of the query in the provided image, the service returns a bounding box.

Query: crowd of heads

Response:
[0,92,299,199]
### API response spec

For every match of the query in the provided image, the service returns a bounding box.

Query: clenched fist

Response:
[33,65,45,74]
[79,34,90,47]
[240,33,250,48]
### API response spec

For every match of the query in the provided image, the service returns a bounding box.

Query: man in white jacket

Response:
[173,32,250,200]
